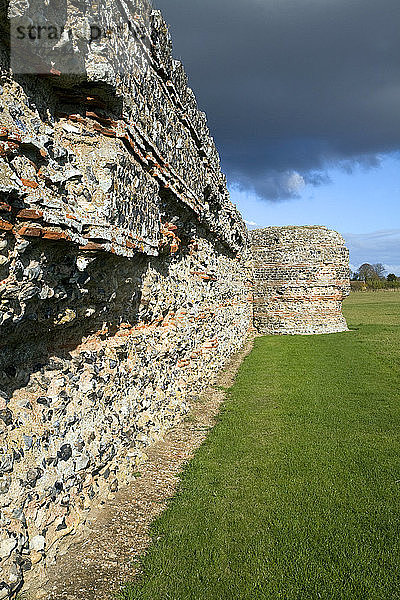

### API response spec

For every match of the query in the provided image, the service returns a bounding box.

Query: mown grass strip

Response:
[121,291,400,600]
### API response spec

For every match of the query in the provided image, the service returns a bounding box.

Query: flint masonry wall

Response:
[251,226,350,335]
[0,1,252,596]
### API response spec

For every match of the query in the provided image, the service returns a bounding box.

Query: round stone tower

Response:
[250,226,350,335]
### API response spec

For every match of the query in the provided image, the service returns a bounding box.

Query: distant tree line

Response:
[350,263,400,291]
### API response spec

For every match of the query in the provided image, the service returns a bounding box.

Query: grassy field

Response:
[122,291,400,600]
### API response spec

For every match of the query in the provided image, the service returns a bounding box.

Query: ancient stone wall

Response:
[251,226,350,335]
[0,1,252,596]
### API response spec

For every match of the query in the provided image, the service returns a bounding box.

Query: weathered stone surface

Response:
[0,228,252,597]
[0,0,253,596]
[1,0,247,259]
[251,226,350,335]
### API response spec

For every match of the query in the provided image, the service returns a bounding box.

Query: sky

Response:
[156,0,400,274]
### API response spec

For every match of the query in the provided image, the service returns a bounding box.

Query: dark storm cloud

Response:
[155,0,400,200]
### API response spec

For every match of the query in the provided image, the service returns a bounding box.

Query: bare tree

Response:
[357,263,386,281]
[372,263,386,279]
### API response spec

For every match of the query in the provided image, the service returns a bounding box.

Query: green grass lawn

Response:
[122,291,400,600]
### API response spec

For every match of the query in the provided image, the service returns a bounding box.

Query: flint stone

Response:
[58,444,72,461]
[0,410,13,427]
[0,477,11,495]
[23,435,34,449]
[0,537,17,559]
[26,468,42,485]
[29,535,45,552]
[0,455,13,474]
